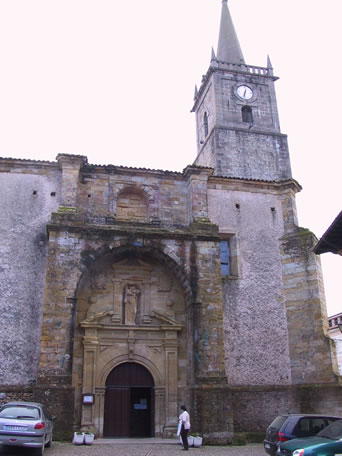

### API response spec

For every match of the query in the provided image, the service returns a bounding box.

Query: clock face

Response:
[237,85,253,100]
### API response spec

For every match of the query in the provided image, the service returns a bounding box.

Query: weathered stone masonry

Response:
[1,0,342,444]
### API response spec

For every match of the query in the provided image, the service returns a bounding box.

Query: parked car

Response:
[264,414,341,456]
[0,401,55,455]
[277,419,342,456]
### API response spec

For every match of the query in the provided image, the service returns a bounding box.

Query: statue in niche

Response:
[124,285,141,325]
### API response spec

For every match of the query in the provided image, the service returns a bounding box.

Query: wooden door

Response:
[103,363,154,438]
[103,387,130,437]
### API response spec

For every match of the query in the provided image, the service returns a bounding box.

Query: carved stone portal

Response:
[72,251,188,437]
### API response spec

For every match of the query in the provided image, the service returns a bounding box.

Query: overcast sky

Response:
[0,0,340,316]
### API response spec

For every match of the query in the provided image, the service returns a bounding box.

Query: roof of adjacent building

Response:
[314,211,342,255]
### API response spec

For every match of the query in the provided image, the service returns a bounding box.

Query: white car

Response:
[0,401,55,455]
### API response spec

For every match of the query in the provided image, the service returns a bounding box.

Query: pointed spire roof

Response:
[217,0,245,64]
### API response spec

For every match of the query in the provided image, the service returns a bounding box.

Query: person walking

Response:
[179,405,191,450]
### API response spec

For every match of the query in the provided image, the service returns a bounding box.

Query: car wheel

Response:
[46,432,53,448]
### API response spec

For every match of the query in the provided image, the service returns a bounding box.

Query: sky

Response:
[0,0,340,316]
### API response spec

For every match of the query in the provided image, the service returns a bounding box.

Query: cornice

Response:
[47,214,220,242]
[208,176,302,194]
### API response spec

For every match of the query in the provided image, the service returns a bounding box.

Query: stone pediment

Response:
[150,311,183,330]
[81,310,115,326]
[80,309,183,330]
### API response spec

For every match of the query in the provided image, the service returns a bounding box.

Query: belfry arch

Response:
[72,245,191,437]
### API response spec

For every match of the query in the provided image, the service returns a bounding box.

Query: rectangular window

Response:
[220,240,230,276]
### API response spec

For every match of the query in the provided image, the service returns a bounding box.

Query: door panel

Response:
[103,387,130,437]
[130,387,151,437]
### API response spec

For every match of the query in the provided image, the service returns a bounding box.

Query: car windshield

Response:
[0,406,40,420]
[317,420,342,440]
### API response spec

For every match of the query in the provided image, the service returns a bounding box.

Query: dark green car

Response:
[277,420,342,456]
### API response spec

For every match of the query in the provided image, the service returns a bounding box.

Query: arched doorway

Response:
[103,362,155,438]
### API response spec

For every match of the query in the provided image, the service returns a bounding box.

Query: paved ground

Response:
[0,441,265,456]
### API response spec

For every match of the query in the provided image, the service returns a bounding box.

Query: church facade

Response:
[1,1,341,443]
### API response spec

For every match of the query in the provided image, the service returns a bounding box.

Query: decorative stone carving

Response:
[124,285,141,325]
[82,310,114,324]
[150,310,182,328]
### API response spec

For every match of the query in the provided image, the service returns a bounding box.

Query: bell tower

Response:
[192,0,292,182]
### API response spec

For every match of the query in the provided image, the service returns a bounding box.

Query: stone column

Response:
[154,387,166,437]
[56,154,87,208]
[142,282,152,324]
[94,386,106,436]
[111,278,122,324]
[163,330,179,436]
[81,328,99,427]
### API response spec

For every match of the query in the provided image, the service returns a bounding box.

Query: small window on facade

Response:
[220,240,230,276]
[204,112,209,137]
[242,106,253,123]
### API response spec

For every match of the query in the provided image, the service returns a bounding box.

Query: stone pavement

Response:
[0,441,265,456]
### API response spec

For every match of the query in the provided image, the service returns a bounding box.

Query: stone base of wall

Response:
[191,384,234,445]
[0,382,75,441]
[33,383,75,441]
[0,385,34,407]
[1,382,341,442]
[232,383,342,435]
[296,383,342,416]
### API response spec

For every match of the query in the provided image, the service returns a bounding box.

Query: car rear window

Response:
[326,417,341,425]
[318,420,342,440]
[269,416,287,429]
[0,406,40,420]
[293,417,325,437]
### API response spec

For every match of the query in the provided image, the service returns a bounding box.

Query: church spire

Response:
[217,0,245,64]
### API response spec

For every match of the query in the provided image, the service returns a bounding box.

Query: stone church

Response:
[1,0,341,444]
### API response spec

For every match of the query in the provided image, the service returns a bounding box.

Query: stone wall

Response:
[76,165,189,225]
[232,387,296,433]
[0,384,73,441]
[196,127,291,181]
[1,155,341,441]
[280,229,337,384]
[207,180,293,386]
[0,386,34,406]
[0,164,61,384]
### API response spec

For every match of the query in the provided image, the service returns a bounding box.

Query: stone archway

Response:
[72,246,190,437]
